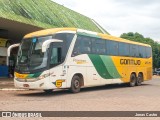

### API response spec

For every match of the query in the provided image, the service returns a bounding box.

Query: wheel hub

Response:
[74,80,80,88]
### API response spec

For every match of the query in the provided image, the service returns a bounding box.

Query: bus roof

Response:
[97,33,151,47]
[24,28,151,47]
[24,28,77,38]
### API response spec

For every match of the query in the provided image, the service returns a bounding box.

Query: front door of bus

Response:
[49,43,66,88]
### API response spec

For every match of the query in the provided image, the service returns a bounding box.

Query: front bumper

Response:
[14,78,56,90]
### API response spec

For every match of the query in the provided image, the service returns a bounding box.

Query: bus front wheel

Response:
[129,73,136,87]
[70,75,81,93]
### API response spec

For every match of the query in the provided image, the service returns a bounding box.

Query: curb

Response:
[0,88,28,91]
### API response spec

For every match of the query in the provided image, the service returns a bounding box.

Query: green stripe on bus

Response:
[100,55,121,78]
[88,54,113,79]
[27,72,42,78]
[88,54,121,79]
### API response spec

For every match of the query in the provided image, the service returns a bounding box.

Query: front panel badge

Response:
[53,80,65,88]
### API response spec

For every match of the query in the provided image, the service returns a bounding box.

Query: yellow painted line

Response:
[0,88,28,91]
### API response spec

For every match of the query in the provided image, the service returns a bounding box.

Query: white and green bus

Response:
[8,28,152,93]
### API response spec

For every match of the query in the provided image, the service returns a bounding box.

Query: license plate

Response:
[23,84,29,88]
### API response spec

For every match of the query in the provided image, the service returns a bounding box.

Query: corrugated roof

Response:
[0,0,109,34]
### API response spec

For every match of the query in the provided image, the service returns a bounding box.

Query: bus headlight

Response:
[15,73,50,82]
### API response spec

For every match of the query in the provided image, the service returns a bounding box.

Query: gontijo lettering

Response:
[120,59,141,65]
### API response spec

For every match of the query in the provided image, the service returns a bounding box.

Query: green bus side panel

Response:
[88,54,121,79]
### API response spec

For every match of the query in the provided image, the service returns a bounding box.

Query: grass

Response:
[0,0,109,34]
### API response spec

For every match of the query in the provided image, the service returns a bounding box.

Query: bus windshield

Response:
[15,33,74,73]
[16,36,52,72]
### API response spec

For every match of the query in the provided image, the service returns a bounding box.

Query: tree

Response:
[120,32,160,68]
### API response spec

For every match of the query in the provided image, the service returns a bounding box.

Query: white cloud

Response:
[53,0,160,41]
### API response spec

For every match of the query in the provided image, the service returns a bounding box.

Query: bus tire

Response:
[43,89,53,93]
[129,73,136,87]
[136,73,143,86]
[70,75,81,93]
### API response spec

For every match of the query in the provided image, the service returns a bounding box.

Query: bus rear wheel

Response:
[136,73,143,86]
[129,73,136,87]
[70,75,81,93]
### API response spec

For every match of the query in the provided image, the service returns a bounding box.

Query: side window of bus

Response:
[92,38,105,54]
[130,44,139,57]
[54,33,74,61]
[119,43,129,56]
[106,40,118,56]
[72,36,82,56]
[146,47,152,58]
[135,45,139,57]
[50,47,62,66]
[138,46,146,58]
[81,36,92,54]
[72,35,92,56]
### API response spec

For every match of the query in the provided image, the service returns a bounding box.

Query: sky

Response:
[53,0,160,42]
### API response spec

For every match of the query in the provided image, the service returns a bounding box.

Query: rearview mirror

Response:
[7,43,20,66]
[42,39,62,52]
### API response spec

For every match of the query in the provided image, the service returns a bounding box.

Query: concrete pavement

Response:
[0,78,26,91]
[0,77,160,119]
